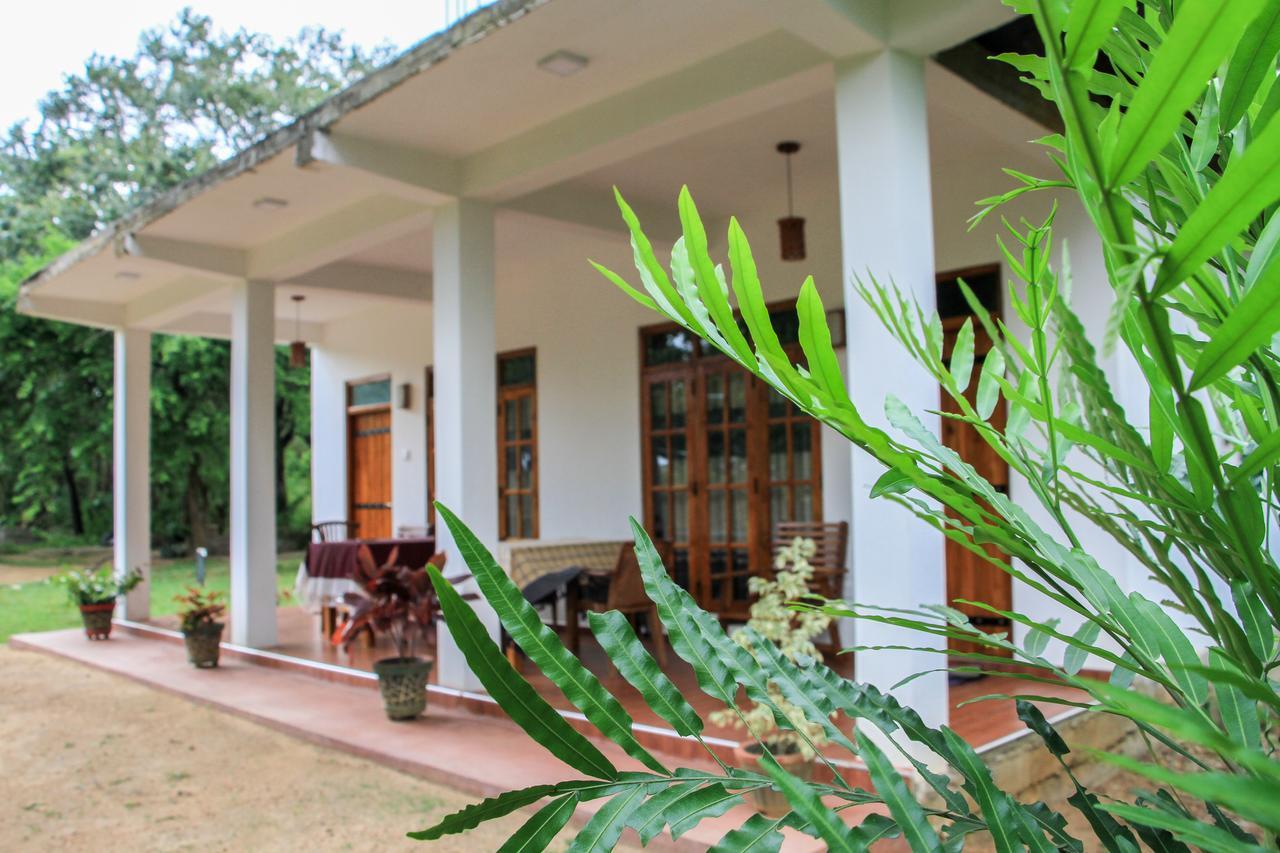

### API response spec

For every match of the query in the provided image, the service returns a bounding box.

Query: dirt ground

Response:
[0,646,579,851]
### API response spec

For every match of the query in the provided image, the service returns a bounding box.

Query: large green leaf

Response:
[587,610,703,737]
[1063,0,1131,71]
[628,518,737,707]
[408,782,590,840]
[856,729,943,853]
[1188,255,1280,389]
[435,503,666,775]
[708,813,788,852]
[1107,0,1263,187]
[567,784,650,852]
[426,565,618,781]
[1219,0,1280,130]
[758,750,856,851]
[1154,113,1280,297]
[1102,803,1264,852]
[497,794,579,853]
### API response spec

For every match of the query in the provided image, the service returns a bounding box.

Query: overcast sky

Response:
[1,1,460,130]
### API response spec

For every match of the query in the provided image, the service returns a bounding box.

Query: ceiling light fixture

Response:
[536,50,589,77]
[776,141,805,262]
[253,196,289,210]
[289,294,308,368]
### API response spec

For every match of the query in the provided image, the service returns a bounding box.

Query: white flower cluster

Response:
[709,537,835,757]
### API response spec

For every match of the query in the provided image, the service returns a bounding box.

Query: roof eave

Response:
[20,0,547,297]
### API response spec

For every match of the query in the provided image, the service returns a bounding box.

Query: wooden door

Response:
[938,266,1012,660]
[640,322,823,619]
[348,406,392,539]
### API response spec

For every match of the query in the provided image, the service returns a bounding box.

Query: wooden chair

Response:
[312,520,358,542]
[772,520,849,652]
[571,540,673,668]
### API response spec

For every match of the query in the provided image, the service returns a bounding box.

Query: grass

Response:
[0,551,300,643]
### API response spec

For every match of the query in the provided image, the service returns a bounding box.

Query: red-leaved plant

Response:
[336,546,448,659]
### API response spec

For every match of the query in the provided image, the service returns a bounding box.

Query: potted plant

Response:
[175,586,226,668]
[711,537,834,817]
[56,563,143,640]
[337,545,438,720]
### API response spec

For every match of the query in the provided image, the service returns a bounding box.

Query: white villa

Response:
[19,0,1138,736]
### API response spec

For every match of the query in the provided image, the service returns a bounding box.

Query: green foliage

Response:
[55,564,142,606]
[0,10,382,547]
[415,0,1280,848]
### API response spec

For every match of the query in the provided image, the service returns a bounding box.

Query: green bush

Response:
[415,0,1280,848]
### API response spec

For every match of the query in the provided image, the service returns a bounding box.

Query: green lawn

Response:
[0,552,301,643]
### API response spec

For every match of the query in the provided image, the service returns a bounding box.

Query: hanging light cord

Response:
[785,151,794,217]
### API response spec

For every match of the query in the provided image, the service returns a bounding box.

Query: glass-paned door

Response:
[643,371,692,591]
[640,324,825,619]
[702,369,754,614]
[764,388,821,529]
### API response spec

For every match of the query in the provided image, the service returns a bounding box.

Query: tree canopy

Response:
[0,8,394,549]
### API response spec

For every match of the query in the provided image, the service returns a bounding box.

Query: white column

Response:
[229,280,278,647]
[113,328,151,620]
[835,50,949,737]
[432,199,499,690]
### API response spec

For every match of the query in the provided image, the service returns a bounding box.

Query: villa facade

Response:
[18,0,1144,734]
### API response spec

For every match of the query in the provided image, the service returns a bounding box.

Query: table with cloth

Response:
[496,539,629,660]
[294,536,436,612]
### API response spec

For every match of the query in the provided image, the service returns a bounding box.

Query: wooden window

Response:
[639,307,823,619]
[347,375,393,539]
[497,350,538,540]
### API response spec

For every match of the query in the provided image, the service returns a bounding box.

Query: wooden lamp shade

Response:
[778,216,806,261]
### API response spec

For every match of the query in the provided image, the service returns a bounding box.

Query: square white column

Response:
[229,280,278,647]
[431,199,499,690]
[113,328,151,620]
[835,50,949,737]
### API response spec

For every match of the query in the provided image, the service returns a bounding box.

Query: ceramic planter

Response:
[78,602,116,640]
[733,741,815,818]
[183,621,224,668]
[372,656,433,720]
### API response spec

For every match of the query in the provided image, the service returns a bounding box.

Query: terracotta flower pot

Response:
[373,656,433,721]
[78,602,116,640]
[183,621,224,668]
[733,741,815,818]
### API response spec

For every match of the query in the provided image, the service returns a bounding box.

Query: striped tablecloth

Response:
[499,539,629,589]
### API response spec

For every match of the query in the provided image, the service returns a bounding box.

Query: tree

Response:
[0,9,392,547]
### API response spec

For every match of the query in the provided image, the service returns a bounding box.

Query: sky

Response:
[0,1,465,130]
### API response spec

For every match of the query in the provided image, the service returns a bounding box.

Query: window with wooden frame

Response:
[497,350,538,540]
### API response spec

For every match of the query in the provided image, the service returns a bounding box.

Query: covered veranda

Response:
[16,0,1115,765]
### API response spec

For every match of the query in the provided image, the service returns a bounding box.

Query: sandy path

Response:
[0,646,577,851]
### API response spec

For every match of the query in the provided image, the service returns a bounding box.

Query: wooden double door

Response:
[642,354,821,620]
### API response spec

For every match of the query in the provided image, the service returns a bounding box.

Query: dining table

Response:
[293,536,437,613]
